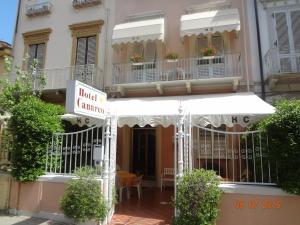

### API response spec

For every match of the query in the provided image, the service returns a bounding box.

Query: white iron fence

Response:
[264,47,300,75]
[113,53,241,84]
[46,126,104,174]
[193,125,278,184]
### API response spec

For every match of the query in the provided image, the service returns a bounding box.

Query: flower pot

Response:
[167,59,178,63]
[131,62,144,66]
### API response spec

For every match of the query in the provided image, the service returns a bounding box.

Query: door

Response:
[273,9,300,73]
[132,128,156,180]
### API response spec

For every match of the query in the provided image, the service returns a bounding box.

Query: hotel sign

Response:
[66,80,107,120]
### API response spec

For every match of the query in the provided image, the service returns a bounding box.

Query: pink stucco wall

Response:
[9,180,300,225]
[218,193,300,225]
[114,0,255,83]
[9,180,66,214]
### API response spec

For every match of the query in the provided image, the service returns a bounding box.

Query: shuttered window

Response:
[75,36,96,65]
[196,35,223,56]
[144,41,156,61]
[196,36,208,57]
[129,42,156,62]
[273,9,300,72]
[212,35,224,55]
[291,10,300,53]
[274,12,290,54]
[28,43,45,70]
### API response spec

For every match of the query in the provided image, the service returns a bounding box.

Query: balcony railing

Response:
[73,0,101,8]
[112,53,241,85]
[33,64,103,90]
[264,47,300,76]
[25,1,52,17]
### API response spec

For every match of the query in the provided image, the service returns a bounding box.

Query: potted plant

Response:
[201,45,217,57]
[60,167,108,225]
[166,52,179,62]
[130,53,144,65]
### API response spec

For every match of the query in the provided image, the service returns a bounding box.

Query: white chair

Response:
[160,168,174,191]
[131,175,143,199]
[116,175,129,202]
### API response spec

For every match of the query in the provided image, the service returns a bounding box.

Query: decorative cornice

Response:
[69,20,104,37]
[22,28,52,44]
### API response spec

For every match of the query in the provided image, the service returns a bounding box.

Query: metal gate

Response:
[45,115,118,212]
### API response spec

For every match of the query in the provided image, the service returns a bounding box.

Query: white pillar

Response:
[103,115,111,203]
[177,106,184,177]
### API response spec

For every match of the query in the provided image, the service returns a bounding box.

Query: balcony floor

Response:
[110,187,174,225]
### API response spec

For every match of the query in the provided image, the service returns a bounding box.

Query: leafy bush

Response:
[256,99,300,195]
[165,52,178,60]
[0,57,45,112]
[9,96,64,182]
[173,169,222,225]
[60,167,108,224]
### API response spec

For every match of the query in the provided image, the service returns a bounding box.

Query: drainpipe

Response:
[254,0,266,100]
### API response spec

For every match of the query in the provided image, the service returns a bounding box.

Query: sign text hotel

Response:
[66,80,107,120]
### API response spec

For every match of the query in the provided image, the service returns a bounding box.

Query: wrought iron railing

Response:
[264,47,300,75]
[193,125,278,184]
[112,53,242,84]
[72,0,102,8]
[25,1,52,17]
[34,64,103,90]
[46,126,104,174]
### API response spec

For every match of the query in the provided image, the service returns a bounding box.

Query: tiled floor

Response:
[110,187,174,225]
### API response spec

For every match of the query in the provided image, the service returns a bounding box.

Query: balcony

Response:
[264,47,300,90]
[112,53,241,96]
[25,1,52,17]
[72,0,101,9]
[33,64,103,91]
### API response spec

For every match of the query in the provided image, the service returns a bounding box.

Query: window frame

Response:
[22,28,52,70]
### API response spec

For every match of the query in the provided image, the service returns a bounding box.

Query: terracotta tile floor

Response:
[110,187,174,225]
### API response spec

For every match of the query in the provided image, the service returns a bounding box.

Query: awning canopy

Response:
[108,92,275,128]
[180,8,240,37]
[112,18,164,45]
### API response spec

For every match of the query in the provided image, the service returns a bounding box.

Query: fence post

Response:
[103,114,111,203]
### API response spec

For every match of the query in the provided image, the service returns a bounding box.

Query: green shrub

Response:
[256,99,300,195]
[173,169,222,225]
[9,96,64,182]
[60,167,108,224]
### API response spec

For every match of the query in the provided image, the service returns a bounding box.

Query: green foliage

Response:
[173,169,222,225]
[0,56,45,112]
[255,99,300,195]
[60,167,108,224]
[165,52,179,60]
[9,96,64,182]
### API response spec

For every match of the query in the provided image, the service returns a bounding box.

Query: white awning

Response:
[61,114,105,127]
[112,18,164,45]
[180,8,240,37]
[108,92,275,128]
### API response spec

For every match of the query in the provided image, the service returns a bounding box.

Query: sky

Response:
[0,0,19,45]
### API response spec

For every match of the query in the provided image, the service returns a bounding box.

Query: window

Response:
[273,9,300,72]
[69,20,103,66]
[28,43,45,70]
[129,41,157,62]
[22,28,51,70]
[196,35,224,57]
[75,36,96,65]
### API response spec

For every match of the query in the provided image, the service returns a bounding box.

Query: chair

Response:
[116,175,129,202]
[131,175,143,199]
[161,168,174,191]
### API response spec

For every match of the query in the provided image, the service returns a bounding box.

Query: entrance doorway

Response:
[132,127,156,180]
